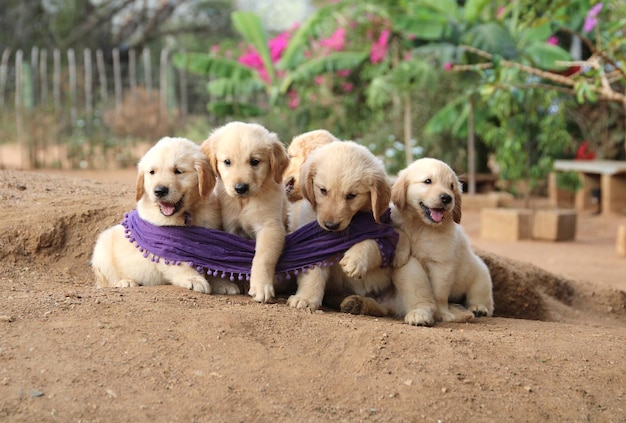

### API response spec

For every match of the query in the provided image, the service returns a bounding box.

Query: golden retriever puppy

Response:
[284,129,338,202]
[92,137,238,294]
[390,157,494,322]
[286,141,400,311]
[284,130,338,232]
[201,121,289,303]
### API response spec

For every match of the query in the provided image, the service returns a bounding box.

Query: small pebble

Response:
[29,389,44,398]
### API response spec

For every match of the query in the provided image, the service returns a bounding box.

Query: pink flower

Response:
[269,31,290,62]
[336,69,350,78]
[210,45,220,54]
[342,82,354,92]
[370,29,391,64]
[320,28,346,52]
[314,76,324,85]
[584,3,603,32]
[239,49,264,70]
[239,49,271,83]
[547,36,558,45]
[443,62,453,71]
[496,6,506,19]
[287,90,299,109]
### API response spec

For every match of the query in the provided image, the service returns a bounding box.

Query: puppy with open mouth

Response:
[92,137,239,295]
[390,157,494,322]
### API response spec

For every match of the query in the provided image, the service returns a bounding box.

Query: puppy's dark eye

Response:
[174,168,182,175]
[450,183,454,189]
[346,193,356,200]
[424,178,432,184]
[250,158,260,167]
[224,159,231,166]
[149,170,155,175]
[319,188,327,195]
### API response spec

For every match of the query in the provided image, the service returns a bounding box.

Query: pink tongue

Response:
[430,208,444,223]
[160,202,176,216]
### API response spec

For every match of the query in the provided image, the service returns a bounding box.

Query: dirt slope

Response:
[1,170,625,423]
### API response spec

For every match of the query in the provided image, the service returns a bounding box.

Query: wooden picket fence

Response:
[0,46,196,169]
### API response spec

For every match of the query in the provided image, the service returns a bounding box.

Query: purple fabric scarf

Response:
[121,209,398,282]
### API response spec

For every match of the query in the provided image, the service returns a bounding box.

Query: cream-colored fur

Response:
[201,121,289,303]
[284,129,338,203]
[285,129,338,233]
[391,157,494,322]
[92,137,239,295]
[286,141,404,312]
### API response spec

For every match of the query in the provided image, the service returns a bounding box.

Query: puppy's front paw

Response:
[210,279,240,295]
[287,295,320,311]
[115,279,140,288]
[404,308,435,326]
[392,231,411,268]
[340,252,368,279]
[248,282,275,303]
[468,303,491,317]
[178,276,211,294]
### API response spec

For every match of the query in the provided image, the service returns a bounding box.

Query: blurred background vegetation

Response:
[0,0,625,200]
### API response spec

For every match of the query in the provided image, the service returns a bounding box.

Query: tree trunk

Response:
[467,96,476,195]
[403,93,413,165]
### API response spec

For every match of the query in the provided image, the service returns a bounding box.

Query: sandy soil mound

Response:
[1,170,625,422]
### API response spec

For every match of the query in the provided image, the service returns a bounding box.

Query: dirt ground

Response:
[1,168,625,423]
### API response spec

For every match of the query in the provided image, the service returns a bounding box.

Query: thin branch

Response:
[457,44,626,104]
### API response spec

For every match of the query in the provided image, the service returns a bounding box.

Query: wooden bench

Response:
[550,160,626,215]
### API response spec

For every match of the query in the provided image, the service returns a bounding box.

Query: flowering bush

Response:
[201,6,397,141]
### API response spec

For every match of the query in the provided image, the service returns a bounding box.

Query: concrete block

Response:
[480,208,533,241]
[462,192,515,210]
[617,225,626,257]
[532,209,577,241]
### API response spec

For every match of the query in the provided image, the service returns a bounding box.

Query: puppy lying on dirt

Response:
[92,137,238,294]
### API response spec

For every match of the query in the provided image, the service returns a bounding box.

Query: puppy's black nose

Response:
[324,221,340,231]
[234,183,249,195]
[440,193,452,205]
[154,185,169,198]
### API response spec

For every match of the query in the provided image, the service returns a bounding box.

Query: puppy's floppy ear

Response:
[391,170,408,210]
[452,175,463,224]
[196,157,216,200]
[300,155,317,209]
[200,136,219,178]
[370,171,391,223]
[135,171,145,202]
[269,135,290,184]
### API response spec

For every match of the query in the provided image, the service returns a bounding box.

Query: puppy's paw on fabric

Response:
[340,253,369,279]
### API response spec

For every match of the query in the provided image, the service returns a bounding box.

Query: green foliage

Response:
[477,69,573,197]
[556,171,582,193]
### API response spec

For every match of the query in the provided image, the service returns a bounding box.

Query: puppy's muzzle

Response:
[234,183,249,196]
[154,185,169,198]
[323,221,341,231]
